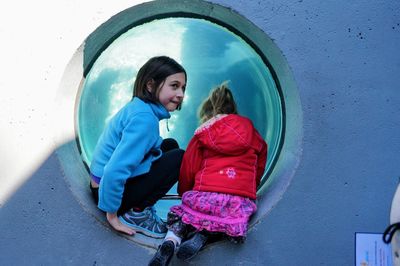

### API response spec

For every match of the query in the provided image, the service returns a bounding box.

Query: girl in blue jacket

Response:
[89,56,187,238]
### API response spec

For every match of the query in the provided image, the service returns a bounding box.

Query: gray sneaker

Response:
[119,206,167,238]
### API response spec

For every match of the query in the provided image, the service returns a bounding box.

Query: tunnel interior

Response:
[76,17,284,218]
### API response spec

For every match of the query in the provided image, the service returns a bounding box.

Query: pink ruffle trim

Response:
[170,191,257,237]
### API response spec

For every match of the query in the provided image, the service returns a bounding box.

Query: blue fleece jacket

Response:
[89,97,170,213]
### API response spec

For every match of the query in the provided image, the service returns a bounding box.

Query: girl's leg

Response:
[149,236,176,266]
[88,138,180,213]
[118,147,184,215]
[117,138,183,238]
[160,138,179,152]
[166,211,195,240]
[148,213,189,266]
[89,183,99,205]
[176,230,209,261]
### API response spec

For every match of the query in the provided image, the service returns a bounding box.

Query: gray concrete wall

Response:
[0,0,399,265]
[199,0,400,264]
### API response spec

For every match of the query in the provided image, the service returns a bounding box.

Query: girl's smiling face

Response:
[156,72,186,111]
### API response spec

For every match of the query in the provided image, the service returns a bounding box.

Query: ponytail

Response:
[198,81,238,124]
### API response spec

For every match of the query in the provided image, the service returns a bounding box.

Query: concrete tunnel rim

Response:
[54,0,303,249]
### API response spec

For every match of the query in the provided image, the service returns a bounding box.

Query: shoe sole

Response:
[118,217,167,238]
[176,233,208,261]
[176,244,202,261]
[149,242,175,266]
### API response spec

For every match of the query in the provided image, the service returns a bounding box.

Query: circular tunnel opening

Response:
[77,17,283,219]
[56,0,302,249]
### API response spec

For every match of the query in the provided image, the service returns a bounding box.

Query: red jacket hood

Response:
[178,113,268,199]
[194,114,264,155]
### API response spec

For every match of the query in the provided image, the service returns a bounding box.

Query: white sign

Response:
[355,233,393,266]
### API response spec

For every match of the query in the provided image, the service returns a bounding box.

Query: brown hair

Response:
[198,81,238,124]
[133,56,187,110]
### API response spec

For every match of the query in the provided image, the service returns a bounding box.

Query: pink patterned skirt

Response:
[170,191,257,237]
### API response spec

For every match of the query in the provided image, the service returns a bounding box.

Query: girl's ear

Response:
[146,79,154,93]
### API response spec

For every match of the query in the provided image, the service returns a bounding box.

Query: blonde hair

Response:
[198,81,238,124]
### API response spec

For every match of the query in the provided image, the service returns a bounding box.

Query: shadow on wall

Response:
[0,141,266,265]
[0,142,154,265]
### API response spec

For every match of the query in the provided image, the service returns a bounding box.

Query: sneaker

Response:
[148,240,175,266]
[119,206,167,238]
[176,232,208,261]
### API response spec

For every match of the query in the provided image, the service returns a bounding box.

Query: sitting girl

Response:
[149,82,268,265]
[89,56,186,238]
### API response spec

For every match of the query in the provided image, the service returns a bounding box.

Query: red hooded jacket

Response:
[178,114,268,199]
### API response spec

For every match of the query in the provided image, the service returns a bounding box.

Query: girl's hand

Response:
[106,212,135,235]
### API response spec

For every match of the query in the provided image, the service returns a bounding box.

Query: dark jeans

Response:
[90,138,184,216]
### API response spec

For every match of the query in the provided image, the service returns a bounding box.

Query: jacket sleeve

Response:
[98,113,157,213]
[255,133,268,188]
[178,136,203,196]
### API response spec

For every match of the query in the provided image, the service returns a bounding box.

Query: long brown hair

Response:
[198,81,238,124]
[133,56,187,110]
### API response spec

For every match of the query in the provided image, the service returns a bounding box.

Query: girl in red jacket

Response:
[149,82,268,266]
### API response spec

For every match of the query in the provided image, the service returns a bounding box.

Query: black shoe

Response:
[176,232,208,261]
[148,240,175,266]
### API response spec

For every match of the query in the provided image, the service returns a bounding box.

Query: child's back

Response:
[179,113,267,200]
[148,82,268,266]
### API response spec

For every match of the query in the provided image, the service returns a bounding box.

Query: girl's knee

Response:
[165,148,185,165]
[176,148,184,160]
[161,138,179,151]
